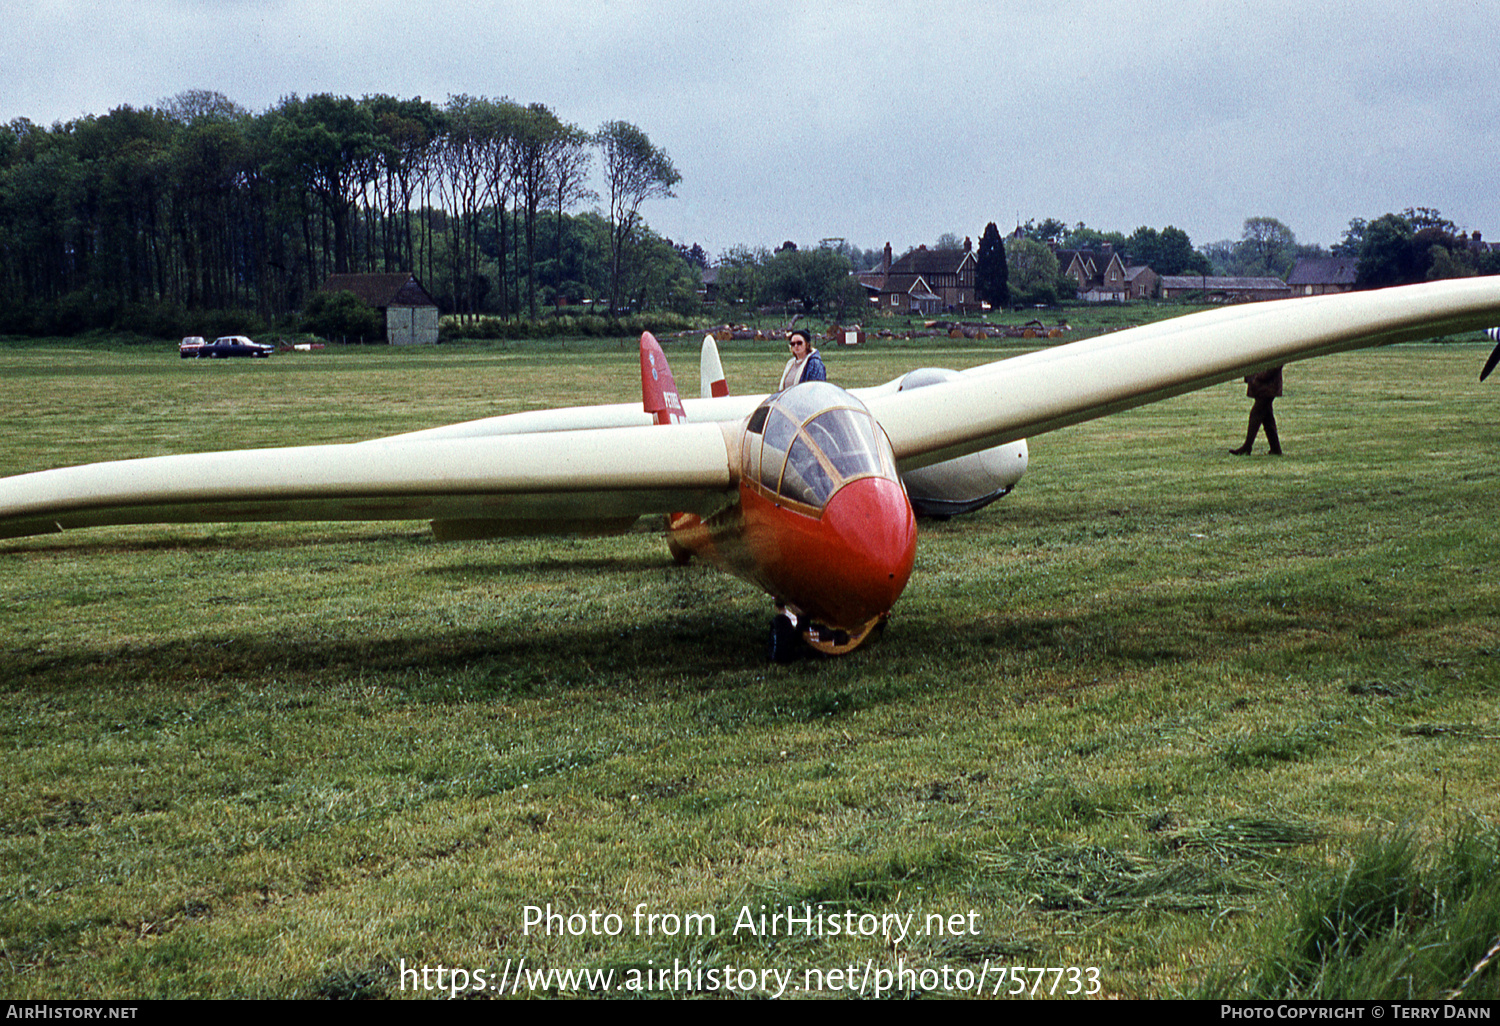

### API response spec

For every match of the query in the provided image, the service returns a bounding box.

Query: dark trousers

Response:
[1242,397,1280,454]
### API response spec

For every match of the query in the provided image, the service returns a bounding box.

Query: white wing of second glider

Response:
[870,277,1500,470]
[0,422,734,540]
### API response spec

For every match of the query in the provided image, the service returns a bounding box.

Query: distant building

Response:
[858,241,976,313]
[1286,257,1357,296]
[1158,275,1292,302]
[320,273,439,345]
[1463,231,1500,258]
[1058,246,1158,302]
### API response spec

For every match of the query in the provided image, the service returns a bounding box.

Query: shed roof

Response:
[322,273,436,308]
[1159,275,1289,291]
[1285,257,1358,287]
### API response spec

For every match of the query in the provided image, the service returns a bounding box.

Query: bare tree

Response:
[547,124,594,310]
[435,95,502,320]
[512,104,570,320]
[596,120,680,313]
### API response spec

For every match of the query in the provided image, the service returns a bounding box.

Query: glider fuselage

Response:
[665,381,918,652]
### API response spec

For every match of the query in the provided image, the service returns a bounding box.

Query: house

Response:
[1158,275,1292,302]
[1286,257,1357,296]
[320,273,440,345]
[1464,230,1499,252]
[859,241,977,313]
[1059,245,1159,302]
[1125,265,1161,301]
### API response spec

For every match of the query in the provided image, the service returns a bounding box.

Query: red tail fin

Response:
[640,332,686,425]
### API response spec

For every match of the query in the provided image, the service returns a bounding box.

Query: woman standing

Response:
[779,329,827,391]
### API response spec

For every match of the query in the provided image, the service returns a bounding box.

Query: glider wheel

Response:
[767,613,805,663]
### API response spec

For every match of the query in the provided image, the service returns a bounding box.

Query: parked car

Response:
[181,335,274,359]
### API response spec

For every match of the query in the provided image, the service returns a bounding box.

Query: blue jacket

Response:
[781,349,826,390]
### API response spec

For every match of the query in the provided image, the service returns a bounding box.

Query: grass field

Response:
[2,322,1499,999]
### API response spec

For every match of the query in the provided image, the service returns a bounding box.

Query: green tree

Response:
[546,123,595,308]
[300,289,384,342]
[1005,237,1063,305]
[1128,224,1209,276]
[1355,214,1423,288]
[267,95,377,277]
[714,244,768,309]
[760,245,862,319]
[513,103,565,319]
[1333,217,1367,257]
[1022,217,1070,245]
[1238,216,1298,277]
[621,227,700,314]
[1059,223,1126,251]
[157,89,248,125]
[1158,226,1211,275]
[0,90,699,336]
[975,222,1009,309]
[431,94,518,320]
[367,95,442,276]
[596,120,680,314]
[531,210,609,306]
[1354,209,1469,289]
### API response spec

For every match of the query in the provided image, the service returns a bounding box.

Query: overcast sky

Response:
[4,0,1497,259]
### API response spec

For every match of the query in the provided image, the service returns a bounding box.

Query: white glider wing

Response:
[2,279,1498,542]
[0,423,734,540]
[870,278,1500,470]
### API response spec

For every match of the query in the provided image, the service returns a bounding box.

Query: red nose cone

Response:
[799,476,917,628]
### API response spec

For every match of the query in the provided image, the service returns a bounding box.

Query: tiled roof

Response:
[889,247,971,275]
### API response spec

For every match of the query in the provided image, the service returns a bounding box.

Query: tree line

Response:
[4,85,1495,339]
[0,91,688,337]
[1008,211,1499,296]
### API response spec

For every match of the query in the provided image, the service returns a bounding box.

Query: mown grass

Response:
[1,324,1498,999]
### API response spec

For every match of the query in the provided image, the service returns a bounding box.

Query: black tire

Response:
[767,613,804,663]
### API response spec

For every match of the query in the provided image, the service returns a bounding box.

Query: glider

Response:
[2,277,1499,658]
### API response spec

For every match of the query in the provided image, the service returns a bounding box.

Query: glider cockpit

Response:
[740,381,899,514]
[716,381,916,657]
